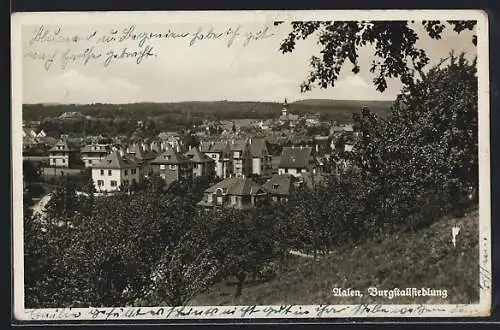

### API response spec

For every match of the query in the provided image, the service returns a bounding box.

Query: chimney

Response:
[189,145,192,150]
[231,139,235,145]
[315,144,319,153]
[249,137,252,145]
[176,144,180,152]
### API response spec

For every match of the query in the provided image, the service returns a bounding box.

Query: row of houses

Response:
[197,172,323,210]
[85,143,322,194]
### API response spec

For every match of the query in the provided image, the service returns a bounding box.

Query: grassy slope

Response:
[191,208,479,305]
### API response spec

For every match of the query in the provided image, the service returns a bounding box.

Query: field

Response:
[190,208,479,305]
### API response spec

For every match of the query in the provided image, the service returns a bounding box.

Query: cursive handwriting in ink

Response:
[61,46,102,69]
[243,26,274,46]
[104,44,156,67]
[24,49,58,70]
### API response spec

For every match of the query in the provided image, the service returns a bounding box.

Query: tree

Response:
[44,176,78,222]
[149,232,221,306]
[279,20,476,93]
[23,160,41,183]
[348,53,478,232]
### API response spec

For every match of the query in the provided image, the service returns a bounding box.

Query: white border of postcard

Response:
[11,9,491,321]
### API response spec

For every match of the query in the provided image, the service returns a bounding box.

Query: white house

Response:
[81,144,111,168]
[278,146,317,177]
[91,151,140,192]
[48,139,79,168]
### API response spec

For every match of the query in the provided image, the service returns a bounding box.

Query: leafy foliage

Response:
[279,20,476,92]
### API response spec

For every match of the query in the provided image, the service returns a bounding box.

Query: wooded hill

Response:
[22,100,394,124]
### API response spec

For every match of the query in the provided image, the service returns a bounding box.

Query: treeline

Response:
[23,100,393,133]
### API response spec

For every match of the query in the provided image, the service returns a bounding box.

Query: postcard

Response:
[11,9,491,321]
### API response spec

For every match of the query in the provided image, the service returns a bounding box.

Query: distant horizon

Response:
[23,98,396,107]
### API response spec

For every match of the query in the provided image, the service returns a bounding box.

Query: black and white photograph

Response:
[12,10,491,320]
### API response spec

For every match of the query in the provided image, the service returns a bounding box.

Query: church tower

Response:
[281,98,288,117]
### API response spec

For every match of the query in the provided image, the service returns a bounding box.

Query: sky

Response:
[21,21,477,104]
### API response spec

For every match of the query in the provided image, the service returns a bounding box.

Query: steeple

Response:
[281,98,288,117]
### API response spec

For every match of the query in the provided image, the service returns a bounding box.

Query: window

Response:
[62,159,66,163]
[97,180,104,186]
[100,169,104,175]
[123,180,129,186]
[131,169,137,175]
[88,159,92,164]
[124,169,128,176]
[110,180,117,187]
[169,165,177,170]
[272,184,279,190]
[160,164,166,170]
[108,170,112,176]
[284,168,288,173]
[212,154,217,159]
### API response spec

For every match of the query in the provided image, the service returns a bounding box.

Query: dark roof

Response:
[93,151,138,169]
[279,147,314,169]
[151,147,190,165]
[129,146,157,161]
[205,177,265,196]
[261,174,295,196]
[200,141,231,156]
[249,138,268,157]
[48,140,78,152]
[185,147,215,163]
[230,139,248,152]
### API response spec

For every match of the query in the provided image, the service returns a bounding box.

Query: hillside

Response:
[22,100,393,124]
[190,208,479,306]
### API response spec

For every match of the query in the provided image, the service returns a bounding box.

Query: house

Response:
[278,146,317,177]
[197,176,267,210]
[248,138,271,175]
[261,174,296,202]
[128,145,157,177]
[305,113,321,127]
[184,146,215,178]
[48,139,79,168]
[91,151,140,192]
[80,144,111,168]
[150,147,193,185]
[36,129,46,138]
[58,111,86,120]
[229,139,252,177]
[200,141,232,179]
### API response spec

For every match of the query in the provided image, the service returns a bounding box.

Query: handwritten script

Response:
[24,24,275,70]
[23,302,482,321]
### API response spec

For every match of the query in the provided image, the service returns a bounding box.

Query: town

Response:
[23,99,360,211]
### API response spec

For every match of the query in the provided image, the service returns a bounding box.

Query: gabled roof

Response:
[205,177,266,196]
[48,140,78,152]
[93,151,138,169]
[129,145,157,161]
[279,147,314,169]
[261,174,295,196]
[151,147,190,165]
[230,139,248,152]
[249,138,268,158]
[184,147,215,163]
[200,141,231,156]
